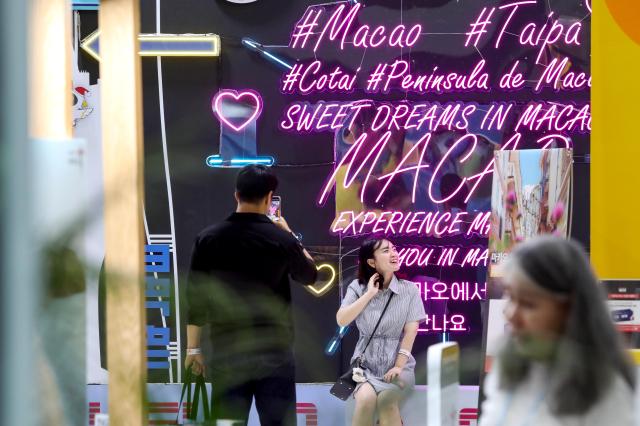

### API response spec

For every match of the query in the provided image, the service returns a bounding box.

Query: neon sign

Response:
[290,4,422,51]
[212,89,263,132]
[365,60,489,94]
[304,263,337,297]
[398,247,489,268]
[493,4,581,61]
[81,32,221,61]
[208,89,275,168]
[242,38,294,71]
[325,325,350,355]
[331,210,489,238]
[280,101,590,134]
[422,314,468,333]
[415,281,487,302]
[205,155,275,168]
[281,61,358,94]
[275,2,588,333]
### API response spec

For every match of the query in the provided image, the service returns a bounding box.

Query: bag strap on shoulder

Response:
[361,291,394,355]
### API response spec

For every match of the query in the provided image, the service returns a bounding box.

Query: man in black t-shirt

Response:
[185,165,317,425]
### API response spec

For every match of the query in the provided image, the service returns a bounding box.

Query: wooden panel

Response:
[29,0,72,139]
[99,0,147,424]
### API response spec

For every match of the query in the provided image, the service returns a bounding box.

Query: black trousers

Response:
[209,351,297,426]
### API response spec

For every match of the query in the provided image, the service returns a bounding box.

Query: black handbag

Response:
[176,366,211,424]
[330,291,394,400]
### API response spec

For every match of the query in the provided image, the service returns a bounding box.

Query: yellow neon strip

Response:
[307,263,337,296]
[139,51,219,57]
[138,35,220,42]
[80,29,101,62]
[80,32,220,60]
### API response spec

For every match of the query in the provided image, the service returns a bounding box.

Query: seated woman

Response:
[337,238,426,426]
[480,236,636,426]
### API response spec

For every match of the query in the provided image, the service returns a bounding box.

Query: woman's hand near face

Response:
[336,274,381,327]
[366,273,380,298]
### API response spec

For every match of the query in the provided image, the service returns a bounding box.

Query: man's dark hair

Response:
[235,165,278,203]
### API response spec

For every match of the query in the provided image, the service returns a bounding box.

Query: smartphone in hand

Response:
[268,196,281,221]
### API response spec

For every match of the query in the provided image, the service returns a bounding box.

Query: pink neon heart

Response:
[212,89,263,132]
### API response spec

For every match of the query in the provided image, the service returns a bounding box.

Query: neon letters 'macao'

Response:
[290,3,422,52]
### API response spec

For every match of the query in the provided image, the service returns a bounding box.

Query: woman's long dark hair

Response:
[499,235,636,414]
[357,238,385,285]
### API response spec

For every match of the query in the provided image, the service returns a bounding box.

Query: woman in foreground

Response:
[480,236,635,426]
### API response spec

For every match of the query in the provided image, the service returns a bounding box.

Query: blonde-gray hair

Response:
[498,235,635,414]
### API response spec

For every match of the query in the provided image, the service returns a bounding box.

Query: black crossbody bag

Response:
[330,290,394,400]
[175,366,211,424]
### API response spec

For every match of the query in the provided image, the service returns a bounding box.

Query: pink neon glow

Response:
[281,100,478,132]
[431,282,448,299]
[495,0,583,59]
[535,57,591,92]
[499,61,525,90]
[399,247,435,267]
[416,281,487,302]
[280,100,588,135]
[495,1,537,49]
[290,8,324,49]
[313,4,360,51]
[331,210,494,237]
[516,13,583,63]
[480,103,513,131]
[420,314,468,333]
[560,70,591,90]
[515,102,590,134]
[396,246,489,268]
[280,101,373,133]
[321,130,549,208]
[370,103,476,132]
[466,212,491,237]
[281,4,588,290]
[428,134,477,204]
[317,131,390,205]
[375,133,432,204]
[465,7,496,47]
[281,61,358,95]
[296,3,422,52]
[212,89,263,132]
[367,59,489,94]
[372,211,394,233]
[358,133,392,205]
[586,0,592,13]
[460,247,489,267]
[437,247,459,266]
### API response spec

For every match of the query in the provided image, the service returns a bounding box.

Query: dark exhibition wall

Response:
[78,0,591,385]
